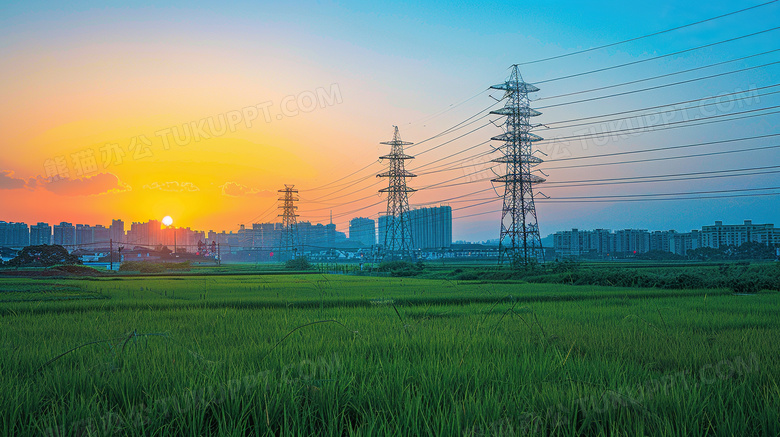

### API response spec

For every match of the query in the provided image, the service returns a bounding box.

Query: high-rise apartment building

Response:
[349,217,376,247]
[53,222,76,246]
[30,222,52,245]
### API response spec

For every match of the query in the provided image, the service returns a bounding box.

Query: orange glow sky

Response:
[1,1,778,241]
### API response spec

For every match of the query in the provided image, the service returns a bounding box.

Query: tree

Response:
[155,245,173,255]
[6,245,81,267]
[285,256,313,270]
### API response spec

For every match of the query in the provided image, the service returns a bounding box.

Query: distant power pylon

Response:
[378,126,416,260]
[278,184,299,261]
[490,65,546,266]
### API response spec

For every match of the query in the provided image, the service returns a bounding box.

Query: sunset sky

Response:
[1,0,778,241]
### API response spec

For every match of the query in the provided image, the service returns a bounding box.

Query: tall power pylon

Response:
[378,126,416,260]
[490,65,546,266]
[278,184,299,261]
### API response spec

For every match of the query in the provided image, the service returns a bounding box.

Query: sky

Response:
[0,0,778,242]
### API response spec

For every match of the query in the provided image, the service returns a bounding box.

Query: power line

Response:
[301,123,496,205]
[545,169,780,188]
[298,106,498,203]
[413,90,779,180]
[544,93,780,132]
[539,105,780,144]
[543,84,780,128]
[544,164,780,185]
[404,88,490,126]
[300,103,497,199]
[415,122,494,157]
[302,138,780,216]
[304,173,379,203]
[546,144,780,170]
[410,141,780,191]
[319,144,780,223]
[300,68,772,202]
[537,49,780,102]
[419,186,780,208]
[410,140,493,172]
[537,192,780,203]
[307,160,381,192]
[537,60,780,110]
[407,102,499,149]
[517,1,778,65]
[241,199,279,226]
[427,191,780,212]
[545,133,780,162]
[544,186,780,200]
[534,26,780,85]
[412,165,780,207]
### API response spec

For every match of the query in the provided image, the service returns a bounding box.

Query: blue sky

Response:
[1,0,778,240]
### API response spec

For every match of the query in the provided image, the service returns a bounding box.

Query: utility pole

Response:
[490,65,546,266]
[109,238,113,271]
[378,126,416,260]
[278,184,300,261]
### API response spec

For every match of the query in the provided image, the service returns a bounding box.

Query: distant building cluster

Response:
[0,219,206,251]
[553,220,779,258]
[0,221,31,247]
[212,221,347,251]
[349,217,376,247]
[0,205,455,264]
[9,213,772,262]
[378,205,453,250]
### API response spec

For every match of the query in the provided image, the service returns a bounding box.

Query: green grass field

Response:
[1,272,778,436]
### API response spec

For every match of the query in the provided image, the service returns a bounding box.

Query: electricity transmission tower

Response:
[378,126,416,260]
[490,65,546,266]
[278,184,299,261]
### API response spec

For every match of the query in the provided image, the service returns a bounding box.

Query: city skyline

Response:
[2,214,776,249]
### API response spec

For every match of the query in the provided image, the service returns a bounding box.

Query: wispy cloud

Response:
[0,170,27,190]
[37,173,132,196]
[220,181,275,197]
[143,181,200,192]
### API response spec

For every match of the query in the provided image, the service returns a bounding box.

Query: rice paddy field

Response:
[1,272,779,436]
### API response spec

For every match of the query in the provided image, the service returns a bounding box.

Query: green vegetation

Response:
[686,241,778,261]
[1,267,778,435]
[118,261,192,273]
[3,245,80,267]
[376,260,425,276]
[427,261,780,294]
[285,256,313,270]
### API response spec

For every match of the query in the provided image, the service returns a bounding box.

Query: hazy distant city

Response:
[2,213,777,265]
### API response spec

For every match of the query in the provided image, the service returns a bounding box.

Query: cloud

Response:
[143,181,200,192]
[40,173,131,196]
[0,170,27,190]
[221,182,275,197]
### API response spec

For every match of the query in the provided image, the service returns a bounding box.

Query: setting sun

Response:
[161,216,173,227]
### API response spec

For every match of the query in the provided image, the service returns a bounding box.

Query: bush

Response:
[548,259,580,274]
[6,245,80,267]
[285,257,313,270]
[49,265,103,276]
[454,271,480,281]
[165,261,192,270]
[377,260,425,277]
[118,261,191,273]
[730,278,759,294]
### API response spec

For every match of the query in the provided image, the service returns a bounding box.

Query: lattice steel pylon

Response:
[277,184,299,261]
[490,65,546,266]
[378,126,416,260]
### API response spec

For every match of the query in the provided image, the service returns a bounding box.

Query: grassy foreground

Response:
[1,274,778,436]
